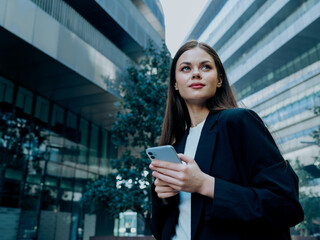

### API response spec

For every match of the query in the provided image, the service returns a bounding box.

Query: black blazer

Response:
[150,108,304,240]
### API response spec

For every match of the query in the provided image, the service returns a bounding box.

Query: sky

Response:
[159,0,209,55]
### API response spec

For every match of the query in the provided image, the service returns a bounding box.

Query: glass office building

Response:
[187,0,320,234]
[0,0,165,239]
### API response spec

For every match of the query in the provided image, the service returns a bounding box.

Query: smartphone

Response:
[146,145,182,164]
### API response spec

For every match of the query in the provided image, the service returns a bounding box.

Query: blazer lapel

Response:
[174,128,189,154]
[191,111,220,239]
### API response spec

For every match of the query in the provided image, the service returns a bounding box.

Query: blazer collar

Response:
[194,110,220,174]
[192,111,222,239]
[202,110,221,131]
[174,110,221,154]
[173,111,221,239]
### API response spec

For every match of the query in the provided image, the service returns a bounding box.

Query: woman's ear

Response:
[217,74,223,87]
[174,82,179,90]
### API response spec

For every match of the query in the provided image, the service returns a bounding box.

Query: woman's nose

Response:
[192,70,201,79]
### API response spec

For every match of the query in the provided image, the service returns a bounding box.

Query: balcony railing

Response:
[30,0,132,73]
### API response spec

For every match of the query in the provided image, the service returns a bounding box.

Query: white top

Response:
[172,119,205,240]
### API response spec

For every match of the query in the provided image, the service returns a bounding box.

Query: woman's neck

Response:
[187,105,210,127]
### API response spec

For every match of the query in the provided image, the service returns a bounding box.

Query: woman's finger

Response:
[155,185,178,194]
[157,191,178,199]
[154,167,184,179]
[153,170,182,187]
[155,177,171,186]
[150,160,183,171]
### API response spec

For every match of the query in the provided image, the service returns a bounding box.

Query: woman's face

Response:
[175,47,222,108]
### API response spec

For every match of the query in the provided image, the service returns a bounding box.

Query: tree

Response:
[0,112,46,171]
[82,41,171,232]
[0,111,47,204]
[293,103,320,236]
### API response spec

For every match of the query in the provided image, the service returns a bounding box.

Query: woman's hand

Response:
[153,178,179,199]
[149,154,215,198]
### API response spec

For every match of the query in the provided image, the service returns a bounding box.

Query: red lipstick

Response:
[189,83,205,89]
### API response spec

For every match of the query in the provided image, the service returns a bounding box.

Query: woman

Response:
[149,40,304,240]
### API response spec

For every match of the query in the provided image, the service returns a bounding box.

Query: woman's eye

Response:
[181,66,190,71]
[202,65,212,70]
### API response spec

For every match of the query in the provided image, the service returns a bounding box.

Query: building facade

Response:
[0,0,165,239]
[187,0,320,235]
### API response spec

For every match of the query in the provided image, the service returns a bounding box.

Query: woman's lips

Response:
[189,83,205,89]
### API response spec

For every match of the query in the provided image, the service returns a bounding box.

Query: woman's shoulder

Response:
[219,107,258,118]
[219,108,264,125]
[217,108,270,141]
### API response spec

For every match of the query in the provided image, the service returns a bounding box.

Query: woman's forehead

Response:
[177,47,213,63]
[176,47,215,67]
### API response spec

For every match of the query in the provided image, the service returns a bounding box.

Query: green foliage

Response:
[82,151,151,217]
[293,158,320,236]
[82,41,171,218]
[298,191,320,236]
[0,112,46,173]
[112,42,171,149]
[293,103,320,236]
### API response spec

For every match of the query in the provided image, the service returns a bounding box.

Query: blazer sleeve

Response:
[150,183,179,239]
[205,109,304,228]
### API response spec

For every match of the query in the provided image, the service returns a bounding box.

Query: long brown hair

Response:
[159,40,238,146]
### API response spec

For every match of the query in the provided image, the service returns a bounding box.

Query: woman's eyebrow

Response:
[201,60,213,64]
[179,60,213,66]
[179,61,191,66]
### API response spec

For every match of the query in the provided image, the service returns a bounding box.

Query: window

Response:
[0,76,14,103]
[78,118,89,165]
[89,124,99,173]
[16,87,33,114]
[35,96,50,123]
[51,104,65,127]
[66,111,78,142]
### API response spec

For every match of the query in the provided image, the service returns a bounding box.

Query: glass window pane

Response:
[5,168,23,181]
[60,189,73,212]
[0,76,14,103]
[18,210,38,239]
[108,136,118,159]
[67,111,77,129]
[101,130,108,159]
[51,105,65,126]
[21,183,41,211]
[89,125,99,173]
[100,130,110,176]
[74,169,87,193]
[66,111,78,142]
[60,166,74,190]
[16,87,33,115]
[87,172,98,181]
[47,133,64,162]
[35,96,50,123]
[99,157,109,176]
[0,79,5,102]
[78,119,89,166]
[41,186,57,211]
[80,119,89,146]
[0,179,21,207]
[63,138,79,166]
[26,160,45,184]
[45,162,60,187]
[90,124,99,157]
[51,104,65,134]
